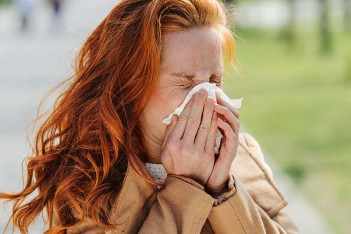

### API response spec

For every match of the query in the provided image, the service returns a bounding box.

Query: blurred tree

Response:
[221,0,239,6]
[221,0,233,4]
[283,0,297,52]
[319,0,332,53]
[344,0,351,32]
[0,0,11,5]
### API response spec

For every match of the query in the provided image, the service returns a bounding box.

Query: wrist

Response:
[205,180,229,198]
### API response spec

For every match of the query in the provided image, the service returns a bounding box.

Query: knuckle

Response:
[199,123,210,133]
[207,132,215,140]
[221,106,231,116]
[188,116,198,126]
[223,107,231,115]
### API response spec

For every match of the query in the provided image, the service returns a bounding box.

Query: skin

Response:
[139,27,240,194]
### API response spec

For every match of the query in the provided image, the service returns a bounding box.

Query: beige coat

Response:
[64,132,299,234]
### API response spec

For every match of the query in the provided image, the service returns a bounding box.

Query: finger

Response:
[161,115,178,149]
[216,118,238,165]
[214,104,240,135]
[205,112,218,154]
[171,95,195,139]
[217,117,235,142]
[195,97,215,149]
[183,89,208,143]
[215,93,239,119]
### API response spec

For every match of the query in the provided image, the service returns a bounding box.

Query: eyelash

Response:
[211,79,223,84]
[179,79,222,89]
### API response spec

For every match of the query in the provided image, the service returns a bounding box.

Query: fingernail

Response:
[212,112,217,120]
[199,89,207,96]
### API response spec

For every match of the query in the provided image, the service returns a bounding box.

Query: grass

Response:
[224,27,351,233]
[0,0,11,6]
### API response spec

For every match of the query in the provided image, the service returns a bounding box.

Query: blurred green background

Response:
[223,0,351,233]
[0,0,11,5]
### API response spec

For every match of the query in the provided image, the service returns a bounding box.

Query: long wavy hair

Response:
[0,0,235,233]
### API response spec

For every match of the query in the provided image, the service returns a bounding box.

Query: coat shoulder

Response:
[234,132,288,217]
[238,132,273,177]
[238,132,265,159]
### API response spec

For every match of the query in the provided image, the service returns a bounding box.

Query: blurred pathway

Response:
[0,1,334,233]
[264,153,334,234]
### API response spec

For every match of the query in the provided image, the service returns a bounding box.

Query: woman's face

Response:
[139,27,224,163]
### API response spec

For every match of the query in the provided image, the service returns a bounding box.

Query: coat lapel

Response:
[107,162,157,234]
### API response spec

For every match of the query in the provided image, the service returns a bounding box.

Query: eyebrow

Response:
[171,72,224,79]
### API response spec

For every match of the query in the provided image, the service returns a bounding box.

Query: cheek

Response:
[142,95,171,131]
[152,90,185,119]
[142,89,187,136]
[140,103,168,142]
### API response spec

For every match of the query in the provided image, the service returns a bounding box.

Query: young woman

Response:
[0,0,299,233]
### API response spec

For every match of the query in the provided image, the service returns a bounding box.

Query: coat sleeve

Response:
[62,168,215,234]
[138,174,214,234]
[207,132,299,234]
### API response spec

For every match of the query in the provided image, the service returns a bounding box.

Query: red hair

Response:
[0,0,235,233]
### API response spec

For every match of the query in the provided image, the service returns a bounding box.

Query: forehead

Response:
[160,27,223,76]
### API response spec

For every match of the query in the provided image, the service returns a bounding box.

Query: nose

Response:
[193,80,211,87]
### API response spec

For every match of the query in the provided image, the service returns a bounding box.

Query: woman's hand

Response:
[160,89,218,186]
[205,92,240,196]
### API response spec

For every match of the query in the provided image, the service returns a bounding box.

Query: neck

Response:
[142,138,162,164]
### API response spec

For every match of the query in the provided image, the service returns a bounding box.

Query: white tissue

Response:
[162,82,244,154]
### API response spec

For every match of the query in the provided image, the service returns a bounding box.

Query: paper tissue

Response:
[162,82,243,154]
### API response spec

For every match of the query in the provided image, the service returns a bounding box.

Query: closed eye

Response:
[211,79,222,84]
[173,75,223,89]
[210,74,223,84]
